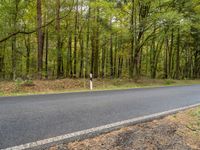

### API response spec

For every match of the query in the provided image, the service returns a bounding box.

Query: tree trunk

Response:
[110,30,113,78]
[73,0,79,77]
[25,35,31,77]
[85,6,91,78]
[164,32,169,79]
[129,0,135,78]
[176,28,180,79]
[11,0,20,80]
[45,27,49,79]
[37,0,44,79]
[79,37,84,78]
[56,0,63,78]
[168,29,174,78]
[67,32,73,78]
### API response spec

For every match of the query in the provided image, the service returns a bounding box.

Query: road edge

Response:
[3,103,200,150]
[0,84,198,99]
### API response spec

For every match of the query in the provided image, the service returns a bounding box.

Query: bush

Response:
[15,78,23,86]
[164,80,175,85]
[22,80,35,86]
[15,78,35,88]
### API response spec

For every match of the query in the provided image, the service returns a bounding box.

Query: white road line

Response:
[3,103,200,150]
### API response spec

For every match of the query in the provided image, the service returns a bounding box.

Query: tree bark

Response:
[56,0,63,78]
[25,35,31,77]
[176,28,180,79]
[37,0,44,79]
[73,0,79,77]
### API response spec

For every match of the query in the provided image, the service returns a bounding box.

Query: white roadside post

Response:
[90,73,93,90]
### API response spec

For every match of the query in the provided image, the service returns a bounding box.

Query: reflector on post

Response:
[90,73,93,90]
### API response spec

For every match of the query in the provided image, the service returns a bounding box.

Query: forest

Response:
[0,0,200,80]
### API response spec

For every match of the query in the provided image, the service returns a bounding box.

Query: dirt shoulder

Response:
[0,78,200,96]
[49,107,200,150]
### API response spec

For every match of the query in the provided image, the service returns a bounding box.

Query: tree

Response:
[0,0,199,80]
[37,0,44,79]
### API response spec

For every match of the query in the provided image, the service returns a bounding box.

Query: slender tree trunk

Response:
[56,0,63,78]
[164,32,169,79]
[11,35,17,80]
[79,36,84,78]
[85,6,91,77]
[102,45,106,78]
[176,27,180,79]
[37,0,44,79]
[94,7,99,78]
[68,32,73,78]
[0,45,4,79]
[168,29,174,78]
[91,5,99,78]
[0,43,5,79]
[25,35,30,77]
[150,25,156,79]
[11,0,20,80]
[110,28,113,78]
[73,0,79,77]
[79,0,84,78]
[129,0,135,78]
[45,27,49,79]
[114,36,117,77]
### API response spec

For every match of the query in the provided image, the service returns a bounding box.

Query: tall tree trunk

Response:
[45,27,49,79]
[114,36,117,77]
[91,5,99,78]
[25,35,30,77]
[150,24,156,79]
[168,28,174,78]
[11,35,17,80]
[94,7,99,78]
[110,27,113,78]
[67,32,73,78]
[79,0,84,78]
[79,36,84,78]
[56,0,63,78]
[37,0,44,79]
[129,0,135,78]
[85,6,91,77]
[102,45,106,78]
[11,0,20,80]
[0,43,5,79]
[73,0,79,77]
[0,56,4,79]
[164,31,169,79]
[176,27,180,79]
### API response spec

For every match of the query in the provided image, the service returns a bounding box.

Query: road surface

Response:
[0,85,200,149]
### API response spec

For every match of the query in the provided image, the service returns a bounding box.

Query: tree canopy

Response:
[0,0,200,80]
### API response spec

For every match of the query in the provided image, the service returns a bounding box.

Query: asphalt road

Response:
[0,85,200,149]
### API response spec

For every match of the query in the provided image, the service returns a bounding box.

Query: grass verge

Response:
[0,78,200,97]
[48,106,200,150]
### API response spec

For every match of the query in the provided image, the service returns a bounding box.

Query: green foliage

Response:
[0,0,199,80]
[22,79,34,86]
[15,78,34,92]
[164,80,176,85]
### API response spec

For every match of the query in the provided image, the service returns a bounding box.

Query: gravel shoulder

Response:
[49,107,200,150]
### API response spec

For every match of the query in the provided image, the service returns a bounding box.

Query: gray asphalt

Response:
[0,85,200,149]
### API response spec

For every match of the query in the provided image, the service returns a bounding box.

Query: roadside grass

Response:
[0,91,3,96]
[49,106,200,150]
[169,107,200,149]
[0,78,200,97]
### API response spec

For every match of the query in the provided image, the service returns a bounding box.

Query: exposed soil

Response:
[48,107,200,150]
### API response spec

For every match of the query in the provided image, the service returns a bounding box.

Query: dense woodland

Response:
[0,0,200,80]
